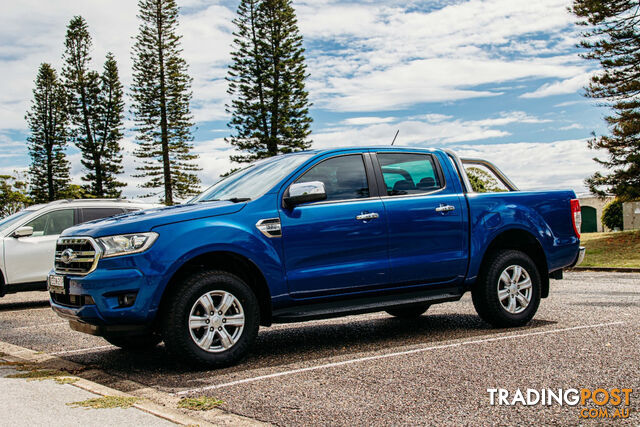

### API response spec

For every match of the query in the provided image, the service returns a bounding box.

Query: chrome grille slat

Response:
[54,237,100,275]
[55,257,95,263]
[55,251,95,256]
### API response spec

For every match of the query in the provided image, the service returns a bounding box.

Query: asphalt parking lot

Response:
[0,271,638,425]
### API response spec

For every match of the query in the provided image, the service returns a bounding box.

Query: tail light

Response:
[571,199,581,238]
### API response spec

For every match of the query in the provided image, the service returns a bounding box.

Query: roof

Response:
[26,199,159,211]
[282,146,441,157]
[314,146,439,154]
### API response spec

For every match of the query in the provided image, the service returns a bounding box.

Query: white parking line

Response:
[4,322,66,331]
[50,345,116,356]
[176,321,625,396]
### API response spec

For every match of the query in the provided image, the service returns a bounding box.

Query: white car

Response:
[0,199,159,297]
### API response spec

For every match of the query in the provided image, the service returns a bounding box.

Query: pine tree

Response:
[131,0,200,205]
[93,53,126,197]
[226,0,312,163]
[63,16,125,198]
[572,1,640,201]
[26,64,70,203]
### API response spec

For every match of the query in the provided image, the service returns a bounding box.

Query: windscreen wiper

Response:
[198,197,250,203]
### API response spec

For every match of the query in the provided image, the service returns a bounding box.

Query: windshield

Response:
[191,153,313,203]
[0,210,33,233]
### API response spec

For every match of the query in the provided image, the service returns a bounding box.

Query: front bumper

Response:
[570,246,586,267]
[49,267,161,336]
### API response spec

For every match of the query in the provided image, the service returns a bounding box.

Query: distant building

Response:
[578,193,640,232]
[577,194,614,233]
[623,201,640,231]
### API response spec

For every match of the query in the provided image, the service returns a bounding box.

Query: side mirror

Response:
[284,181,327,208]
[12,226,34,238]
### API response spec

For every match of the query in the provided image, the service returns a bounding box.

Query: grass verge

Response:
[580,230,640,268]
[178,396,224,411]
[68,396,140,409]
[2,362,78,384]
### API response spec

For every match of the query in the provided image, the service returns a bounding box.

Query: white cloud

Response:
[471,111,552,127]
[298,0,587,111]
[559,123,584,130]
[341,117,396,126]
[520,73,592,98]
[312,110,552,149]
[454,139,605,192]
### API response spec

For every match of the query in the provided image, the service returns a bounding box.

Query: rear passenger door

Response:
[373,152,467,286]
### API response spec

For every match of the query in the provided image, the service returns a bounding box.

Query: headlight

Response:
[97,232,159,258]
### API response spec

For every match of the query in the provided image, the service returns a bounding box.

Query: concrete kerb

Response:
[0,339,265,427]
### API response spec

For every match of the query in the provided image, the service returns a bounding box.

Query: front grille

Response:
[55,237,99,275]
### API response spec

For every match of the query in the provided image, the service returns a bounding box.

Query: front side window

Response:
[24,209,75,236]
[296,155,370,202]
[377,153,442,196]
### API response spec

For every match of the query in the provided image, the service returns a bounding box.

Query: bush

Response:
[602,199,624,231]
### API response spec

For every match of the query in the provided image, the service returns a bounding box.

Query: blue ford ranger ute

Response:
[49,147,585,367]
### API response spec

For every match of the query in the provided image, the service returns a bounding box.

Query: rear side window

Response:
[81,208,124,222]
[296,154,370,202]
[377,153,442,196]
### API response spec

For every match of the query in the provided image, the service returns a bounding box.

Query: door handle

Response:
[435,204,455,213]
[356,212,379,221]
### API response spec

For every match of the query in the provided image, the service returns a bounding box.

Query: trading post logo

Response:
[487,388,633,420]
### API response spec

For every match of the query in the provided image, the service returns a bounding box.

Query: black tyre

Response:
[162,270,259,368]
[472,249,541,328]
[103,334,162,352]
[386,304,429,319]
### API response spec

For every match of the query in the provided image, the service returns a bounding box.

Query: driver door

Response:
[280,154,389,298]
[4,208,77,284]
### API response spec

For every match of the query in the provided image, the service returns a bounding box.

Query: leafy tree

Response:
[131,0,200,205]
[466,167,506,193]
[58,184,96,200]
[26,64,70,203]
[0,173,32,217]
[602,199,624,230]
[63,16,125,197]
[226,0,312,164]
[572,1,640,201]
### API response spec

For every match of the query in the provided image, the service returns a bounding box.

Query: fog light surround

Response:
[117,292,138,308]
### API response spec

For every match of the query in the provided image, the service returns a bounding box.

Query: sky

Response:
[0,0,609,201]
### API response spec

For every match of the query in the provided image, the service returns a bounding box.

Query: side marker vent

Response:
[256,218,282,238]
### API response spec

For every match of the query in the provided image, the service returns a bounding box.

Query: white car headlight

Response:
[97,232,159,258]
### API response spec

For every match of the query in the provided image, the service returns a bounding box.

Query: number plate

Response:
[48,274,66,295]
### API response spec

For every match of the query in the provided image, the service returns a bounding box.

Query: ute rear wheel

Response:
[162,270,259,368]
[386,304,429,319]
[472,249,541,327]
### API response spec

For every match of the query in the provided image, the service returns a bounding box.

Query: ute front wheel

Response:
[162,270,259,368]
